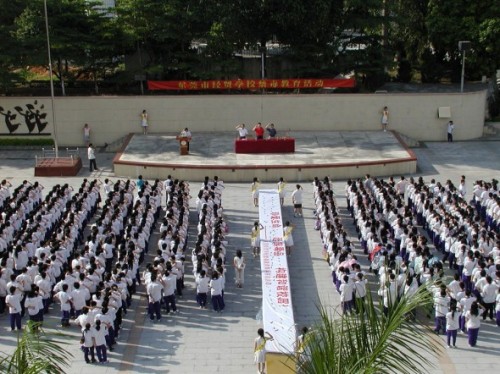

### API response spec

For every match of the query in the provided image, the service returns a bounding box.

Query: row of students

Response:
[145,179,191,320]
[193,177,228,311]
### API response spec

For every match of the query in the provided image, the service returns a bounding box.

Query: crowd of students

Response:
[192,176,228,311]
[143,175,230,320]
[0,176,165,364]
[312,177,367,315]
[143,176,190,321]
[344,174,499,348]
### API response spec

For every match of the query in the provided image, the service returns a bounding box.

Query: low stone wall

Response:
[0,91,486,146]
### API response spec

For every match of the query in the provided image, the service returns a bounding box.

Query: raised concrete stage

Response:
[34,157,82,177]
[113,131,417,182]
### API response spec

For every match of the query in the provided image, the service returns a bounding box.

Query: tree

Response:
[0,321,73,374]
[0,0,31,90]
[115,0,209,80]
[424,0,499,81]
[13,0,123,94]
[292,285,439,374]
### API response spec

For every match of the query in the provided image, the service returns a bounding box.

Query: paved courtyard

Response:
[0,138,498,373]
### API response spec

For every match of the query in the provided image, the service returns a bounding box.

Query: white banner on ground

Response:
[259,189,296,354]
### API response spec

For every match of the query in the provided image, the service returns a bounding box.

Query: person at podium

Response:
[265,123,276,138]
[180,127,192,151]
[253,122,264,140]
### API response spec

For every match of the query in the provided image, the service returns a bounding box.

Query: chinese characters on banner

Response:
[147,78,355,91]
[258,190,296,354]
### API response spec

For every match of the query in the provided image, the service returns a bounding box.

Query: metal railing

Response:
[36,147,81,166]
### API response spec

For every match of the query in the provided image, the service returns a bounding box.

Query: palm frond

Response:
[0,321,73,374]
[292,285,439,374]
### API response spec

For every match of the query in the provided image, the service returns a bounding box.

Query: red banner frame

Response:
[147,78,355,91]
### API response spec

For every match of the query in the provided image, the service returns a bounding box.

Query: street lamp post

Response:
[458,41,471,93]
[43,0,59,158]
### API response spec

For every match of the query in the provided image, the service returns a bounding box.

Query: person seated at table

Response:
[235,124,248,139]
[253,122,264,140]
[266,123,277,138]
[180,127,192,151]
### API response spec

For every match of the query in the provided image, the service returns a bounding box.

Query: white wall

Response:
[0,91,486,146]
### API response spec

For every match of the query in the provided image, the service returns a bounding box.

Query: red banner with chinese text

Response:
[147,78,355,91]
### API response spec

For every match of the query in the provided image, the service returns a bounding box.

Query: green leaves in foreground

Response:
[0,321,73,374]
[293,285,439,374]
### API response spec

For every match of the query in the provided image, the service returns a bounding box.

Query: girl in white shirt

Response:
[93,319,109,363]
[209,272,224,313]
[233,250,246,288]
[81,323,96,363]
[465,301,484,347]
[445,304,460,348]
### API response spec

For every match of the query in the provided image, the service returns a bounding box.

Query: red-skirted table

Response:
[234,138,295,154]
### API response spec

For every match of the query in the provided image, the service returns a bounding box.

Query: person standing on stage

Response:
[253,122,264,140]
[266,123,277,138]
[235,124,249,139]
[83,123,91,146]
[180,127,192,151]
[381,106,389,132]
[447,121,454,142]
[140,109,149,134]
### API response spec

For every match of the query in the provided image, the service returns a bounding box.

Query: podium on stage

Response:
[176,136,190,155]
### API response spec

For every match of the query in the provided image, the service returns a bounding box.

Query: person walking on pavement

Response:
[88,143,98,172]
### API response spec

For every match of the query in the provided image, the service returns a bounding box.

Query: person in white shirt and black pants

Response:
[447,121,454,142]
[87,143,98,172]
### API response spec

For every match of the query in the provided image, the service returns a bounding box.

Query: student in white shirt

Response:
[283,221,295,256]
[434,289,450,335]
[81,323,96,364]
[339,275,354,314]
[93,319,109,363]
[162,270,178,314]
[209,271,224,313]
[251,221,261,258]
[146,273,162,321]
[233,250,246,288]
[70,282,87,318]
[465,302,484,347]
[24,290,41,324]
[195,270,210,308]
[54,283,72,327]
[445,304,460,348]
[277,177,286,206]
[6,286,22,331]
[480,275,498,321]
[291,184,304,217]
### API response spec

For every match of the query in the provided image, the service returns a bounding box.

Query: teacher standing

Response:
[180,127,192,151]
[253,122,265,140]
[235,124,248,139]
[266,123,277,138]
